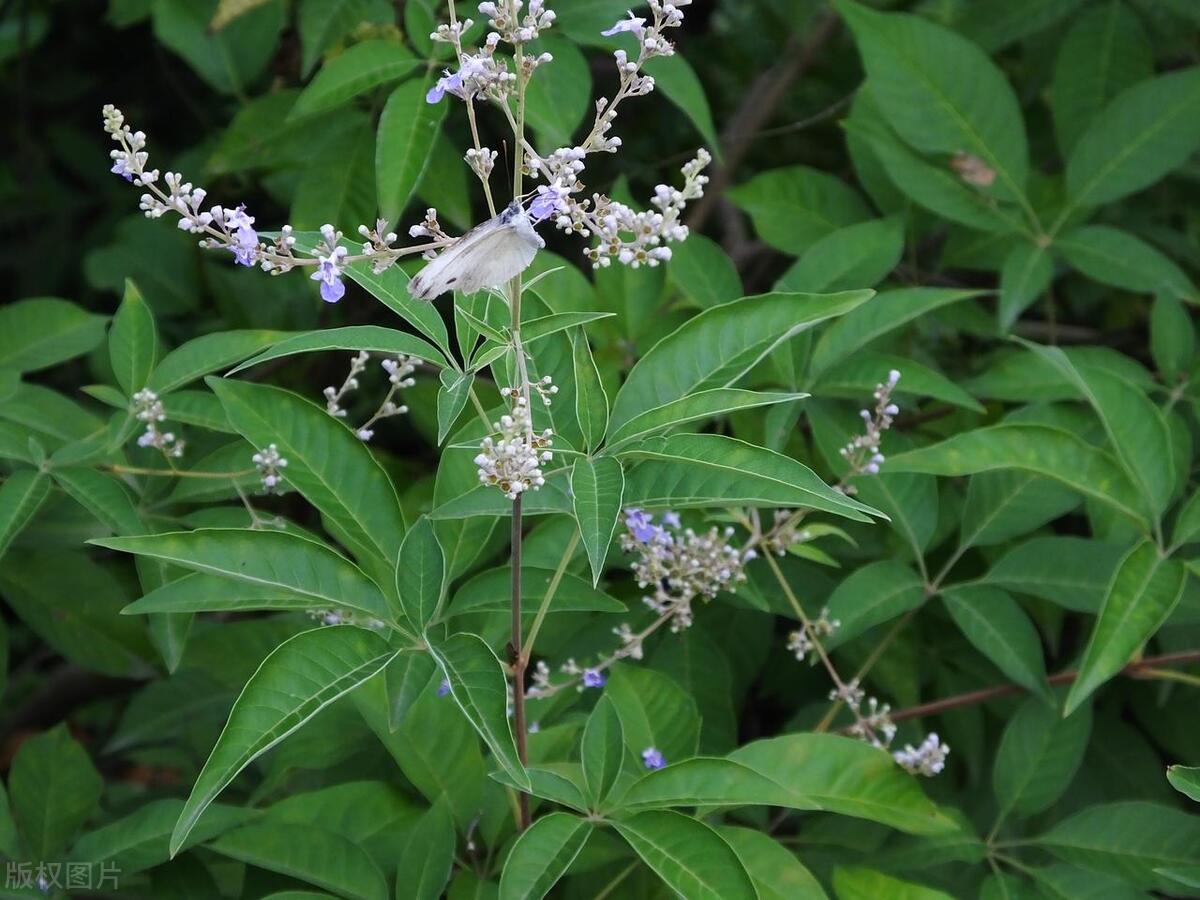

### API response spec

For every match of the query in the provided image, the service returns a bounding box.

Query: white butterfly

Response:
[408,201,544,300]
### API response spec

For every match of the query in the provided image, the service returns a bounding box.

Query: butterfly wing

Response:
[408,209,542,300]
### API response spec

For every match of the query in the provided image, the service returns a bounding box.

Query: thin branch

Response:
[855,648,1200,729]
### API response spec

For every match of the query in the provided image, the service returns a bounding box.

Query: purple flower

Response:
[661,511,681,529]
[427,70,463,104]
[110,156,133,181]
[625,508,657,544]
[602,12,646,37]
[227,205,259,267]
[582,668,606,689]
[437,678,451,697]
[529,180,569,221]
[311,251,346,303]
[642,747,666,770]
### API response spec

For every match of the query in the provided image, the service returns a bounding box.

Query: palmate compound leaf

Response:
[169,626,399,856]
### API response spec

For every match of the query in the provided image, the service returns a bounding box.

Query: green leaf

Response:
[376,77,445,224]
[620,757,815,811]
[386,650,437,731]
[147,329,288,393]
[813,353,983,414]
[720,827,828,900]
[643,52,719,152]
[777,218,904,294]
[1057,226,1195,301]
[228,325,446,374]
[292,40,419,119]
[9,724,103,859]
[1036,801,1200,890]
[669,234,742,308]
[810,287,982,374]
[0,298,107,374]
[824,561,926,650]
[609,389,808,450]
[956,0,1087,52]
[72,799,250,877]
[209,378,408,571]
[621,433,882,522]
[522,311,615,344]
[429,633,530,790]
[171,626,398,855]
[1168,766,1200,803]
[605,664,700,764]
[0,469,50,562]
[499,813,592,900]
[298,0,391,75]
[1052,0,1153,155]
[93,529,394,623]
[1064,541,1186,715]
[998,241,1053,330]
[609,290,873,433]
[1065,65,1200,210]
[832,867,954,900]
[581,696,624,809]
[524,35,591,146]
[152,0,282,95]
[395,516,444,632]
[210,822,388,900]
[447,565,622,617]
[959,471,1079,550]
[886,423,1149,526]
[981,536,1117,612]
[109,279,159,395]
[52,467,143,535]
[570,457,624,587]
[612,810,756,900]
[292,119,376,232]
[1152,293,1195,380]
[343,264,452,359]
[1018,341,1175,516]
[395,797,456,900]
[728,166,871,256]
[837,0,1029,202]
[727,734,955,835]
[571,331,608,452]
[123,572,321,616]
[941,585,1051,702]
[994,698,1092,819]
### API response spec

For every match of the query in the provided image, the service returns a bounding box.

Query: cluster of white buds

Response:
[356,355,418,441]
[474,396,554,499]
[830,680,899,750]
[893,732,950,777]
[620,509,753,633]
[577,151,711,269]
[308,609,387,631]
[612,622,645,661]
[478,0,556,44]
[252,443,288,494]
[130,389,184,458]
[465,147,499,180]
[839,369,900,493]
[408,207,451,245]
[358,219,400,273]
[324,351,371,418]
[786,608,839,662]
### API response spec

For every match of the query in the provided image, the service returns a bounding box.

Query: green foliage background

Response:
[3,0,1200,897]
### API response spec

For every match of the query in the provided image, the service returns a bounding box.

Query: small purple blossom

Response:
[437,678,451,697]
[642,747,666,770]
[625,508,656,543]
[427,70,462,104]
[227,205,259,267]
[529,180,570,221]
[582,668,606,689]
[312,247,347,303]
[602,11,646,37]
[661,511,681,529]
[111,157,133,181]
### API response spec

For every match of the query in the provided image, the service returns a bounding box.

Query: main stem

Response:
[508,23,532,832]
